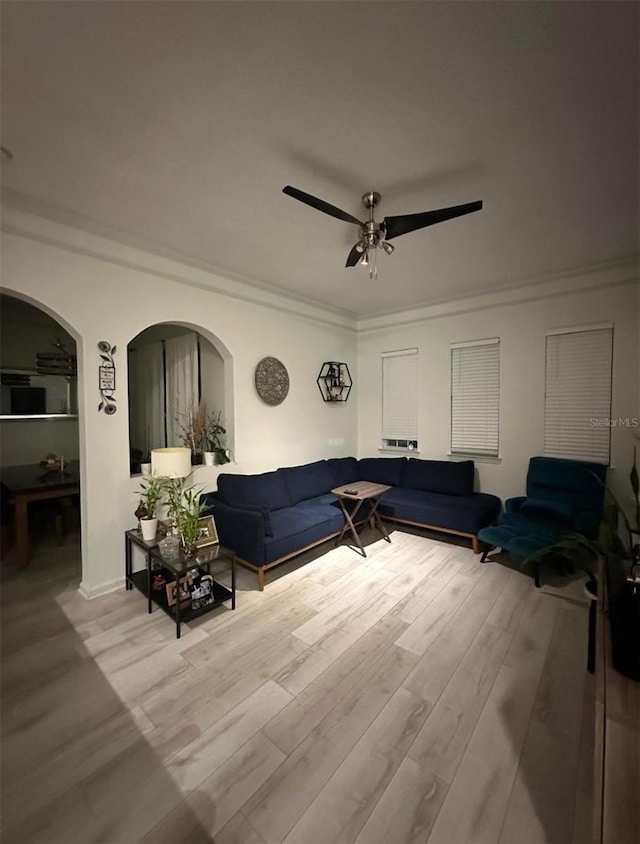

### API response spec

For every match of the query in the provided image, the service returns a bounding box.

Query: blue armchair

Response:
[478,456,607,586]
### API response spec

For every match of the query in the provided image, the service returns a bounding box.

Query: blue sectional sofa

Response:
[201,456,501,589]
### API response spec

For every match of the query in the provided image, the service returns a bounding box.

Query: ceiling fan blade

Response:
[345,243,363,267]
[383,200,483,240]
[283,185,363,226]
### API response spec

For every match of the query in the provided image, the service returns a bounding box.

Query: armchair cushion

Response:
[519,497,576,522]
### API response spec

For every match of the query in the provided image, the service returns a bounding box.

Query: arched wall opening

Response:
[0,288,83,578]
[127,321,234,473]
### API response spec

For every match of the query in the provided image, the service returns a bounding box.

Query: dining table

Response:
[1,461,80,567]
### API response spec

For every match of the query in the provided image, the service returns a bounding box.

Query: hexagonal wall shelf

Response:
[317,361,352,402]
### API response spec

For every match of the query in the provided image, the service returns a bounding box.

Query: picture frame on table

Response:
[194,515,219,548]
[165,575,192,607]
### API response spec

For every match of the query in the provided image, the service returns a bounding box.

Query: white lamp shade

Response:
[151,447,191,478]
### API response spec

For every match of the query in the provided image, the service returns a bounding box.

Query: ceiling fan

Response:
[283,185,483,278]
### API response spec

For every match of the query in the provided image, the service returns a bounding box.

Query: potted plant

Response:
[160,475,205,555]
[136,474,166,541]
[175,486,207,555]
[176,400,207,464]
[203,410,230,466]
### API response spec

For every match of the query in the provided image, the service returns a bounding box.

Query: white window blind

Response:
[382,349,418,444]
[544,326,613,464]
[451,338,500,456]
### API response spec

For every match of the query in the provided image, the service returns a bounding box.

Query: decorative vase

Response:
[158,532,180,561]
[203,451,215,466]
[140,517,158,542]
[141,462,152,476]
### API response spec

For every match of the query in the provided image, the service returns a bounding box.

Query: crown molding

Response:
[0,198,358,333]
[357,256,639,333]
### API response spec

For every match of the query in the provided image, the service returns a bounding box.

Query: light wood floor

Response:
[1,524,596,844]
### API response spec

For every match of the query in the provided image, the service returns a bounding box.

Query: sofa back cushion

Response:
[217,471,292,512]
[327,457,360,488]
[404,458,474,496]
[280,460,335,505]
[358,457,407,488]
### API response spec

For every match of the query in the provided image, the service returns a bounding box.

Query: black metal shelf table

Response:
[125,529,236,638]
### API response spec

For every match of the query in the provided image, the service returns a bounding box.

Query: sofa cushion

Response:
[327,457,360,488]
[404,458,474,497]
[217,471,292,512]
[265,505,344,563]
[279,460,335,505]
[379,487,500,534]
[358,457,407,488]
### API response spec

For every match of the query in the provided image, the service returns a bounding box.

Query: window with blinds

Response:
[382,349,418,450]
[544,325,613,464]
[451,339,500,456]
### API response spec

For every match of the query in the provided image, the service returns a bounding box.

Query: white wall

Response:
[1,208,357,596]
[3,207,637,597]
[357,263,639,506]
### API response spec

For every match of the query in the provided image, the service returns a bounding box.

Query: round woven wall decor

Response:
[254,356,290,406]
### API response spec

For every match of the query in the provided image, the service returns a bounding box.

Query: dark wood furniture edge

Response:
[594,556,640,843]
[380,514,482,553]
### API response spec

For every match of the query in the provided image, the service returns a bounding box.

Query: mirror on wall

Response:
[128,324,225,474]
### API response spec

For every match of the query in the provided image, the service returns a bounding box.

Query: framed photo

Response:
[194,515,219,548]
[165,575,192,606]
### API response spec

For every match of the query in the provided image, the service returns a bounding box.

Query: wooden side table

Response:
[332,481,391,557]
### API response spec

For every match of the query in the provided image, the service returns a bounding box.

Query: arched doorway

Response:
[0,291,82,582]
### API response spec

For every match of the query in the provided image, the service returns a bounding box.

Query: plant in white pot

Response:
[135,475,166,542]
[203,410,231,466]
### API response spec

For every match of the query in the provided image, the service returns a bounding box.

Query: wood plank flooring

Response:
[1,525,596,844]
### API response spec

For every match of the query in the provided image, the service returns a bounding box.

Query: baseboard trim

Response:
[78,576,123,600]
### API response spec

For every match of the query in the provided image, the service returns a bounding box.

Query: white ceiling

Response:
[1,1,638,318]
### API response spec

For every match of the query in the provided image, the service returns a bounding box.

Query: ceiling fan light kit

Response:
[282,185,483,279]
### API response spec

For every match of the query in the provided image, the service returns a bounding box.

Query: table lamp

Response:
[150,447,191,479]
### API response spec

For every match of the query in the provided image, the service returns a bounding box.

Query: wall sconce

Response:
[317,362,352,402]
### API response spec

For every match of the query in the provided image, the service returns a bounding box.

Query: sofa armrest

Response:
[505,496,527,514]
[200,494,267,565]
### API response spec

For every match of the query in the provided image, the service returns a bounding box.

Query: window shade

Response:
[382,349,418,440]
[544,326,613,464]
[451,339,500,456]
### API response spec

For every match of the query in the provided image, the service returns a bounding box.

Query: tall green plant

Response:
[176,487,207,550]
[159,475,206,550]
